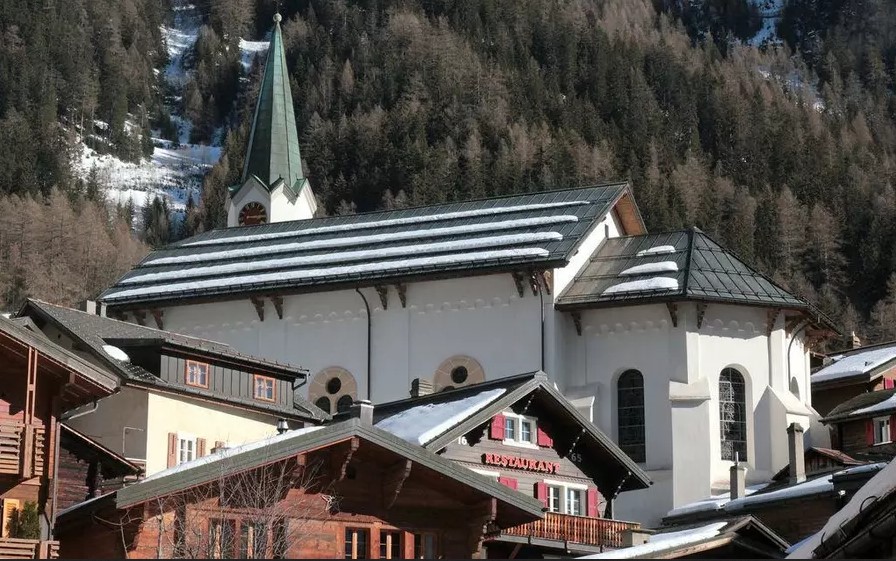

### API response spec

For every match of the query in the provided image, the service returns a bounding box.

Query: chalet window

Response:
[502,412,537,448]
[178,434,196,464]
[253,375,276,402]
[874,416,891,444]
[548,485,561,513]
[413,533,438,559]
[566,488,583,516]
[719,368,748,461]
[185,360,209,388]
[379,530,402,559]
[544,481,588,516]
[617,370,646,463]
[344,527,369,559]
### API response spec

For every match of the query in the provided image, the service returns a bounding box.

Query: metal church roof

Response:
[100,183,638,308]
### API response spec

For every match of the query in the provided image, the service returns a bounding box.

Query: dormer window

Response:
[185,360,209,389]
[873,416,891,444]
[502,412,537,448]
[254,375,276,402]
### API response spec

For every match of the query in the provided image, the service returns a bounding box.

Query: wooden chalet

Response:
[821,388,896,459]
[0,316,118,558]
[811,341,896,417]
[54,408,544,559]
[368,372,652,557]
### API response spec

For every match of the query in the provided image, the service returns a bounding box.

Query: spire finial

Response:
[273,12,282,23]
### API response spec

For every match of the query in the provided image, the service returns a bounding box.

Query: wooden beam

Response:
[375,286,389,310]
[536,270,552,295]
[23,346,37,478]
[394,283,407,308]
[696,303,708,329]
[250,297,265,322]
[270,295,284,320]
[150,309,164,330]
[508,543,523,560]
[467,498,498,554]
[511,272,526,298]
[666,303,678,327]
[766,308,781,336]
[331,437,359,481]
[132,310,146,326]
[382,459,412,509]
[528,272,539,296]
[571,312,582,336]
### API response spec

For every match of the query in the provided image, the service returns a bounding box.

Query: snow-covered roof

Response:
[812,344,896,384]
[374,388,506,445]
[824,388,896,422]
[788,460,896,558]
[101,344,130,363]
[579,521,728,559]
[666,484,768,518]
[851,393,896,417]
[602,276,679,296]
[619,261,678,276]
[100,184,635,306]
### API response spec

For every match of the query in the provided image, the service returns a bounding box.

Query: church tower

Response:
[226,13,317,228]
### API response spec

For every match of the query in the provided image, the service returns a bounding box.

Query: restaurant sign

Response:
[482,453,560,474]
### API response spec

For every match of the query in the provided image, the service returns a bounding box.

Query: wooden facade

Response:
[56,425,141,512]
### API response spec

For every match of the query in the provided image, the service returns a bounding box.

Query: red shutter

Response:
[490,414,506,440]
[167,433,177,468]
[586,488,599,518]
[537,427,553,447]
[197,438,207,457]
[498,477,518,490]
[534,482,548,509]
[885,379,894,390]
[866,419,875,446]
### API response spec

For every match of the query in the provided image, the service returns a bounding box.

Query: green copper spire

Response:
[241,13,304,192]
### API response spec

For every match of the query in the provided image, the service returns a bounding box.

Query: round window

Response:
[326,377,342,395]
[336,395,354,413]
[315,396,331,414]
[451,366,468,384]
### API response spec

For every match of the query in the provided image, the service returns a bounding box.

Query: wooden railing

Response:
[0,539,59,559]
[0,422,46,478]
[502,512,640,549]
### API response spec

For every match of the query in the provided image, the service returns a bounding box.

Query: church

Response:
[96,14,837,526]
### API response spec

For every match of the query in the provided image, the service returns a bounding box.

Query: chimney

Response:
[410,378,434,398]
[787,422,806,485]
[730,453,747,500]
[621,528,654,547]
[351,399,374,426]
[81,300,97,315]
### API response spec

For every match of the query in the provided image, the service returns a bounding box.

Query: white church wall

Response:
[270,184,312,223]
[614,469,674,527]
[226,178,269,227]
[553,209,622,297]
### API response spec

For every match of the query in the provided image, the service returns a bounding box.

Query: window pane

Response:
[719,368,747,461]
[521,421,532,443]
[504,418,515,440]
[617,370,646,463]
[567,489,583,516]
[345,528,369,559]
[548,486,561,513]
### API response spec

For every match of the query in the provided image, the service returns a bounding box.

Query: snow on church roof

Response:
[100,184,635,307]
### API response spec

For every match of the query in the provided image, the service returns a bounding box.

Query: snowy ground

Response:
[748,0,784,47]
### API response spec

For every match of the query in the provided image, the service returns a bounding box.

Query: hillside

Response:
[1,0,895,345]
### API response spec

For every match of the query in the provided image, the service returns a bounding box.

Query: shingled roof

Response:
[99,183,641,308]
[823,388,896,423]
[556,227,828,322]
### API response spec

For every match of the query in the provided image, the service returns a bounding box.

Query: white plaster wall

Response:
[66,388,149,462]
[554,210,622,297]
[144,392,287,475]
[226,179,269,227]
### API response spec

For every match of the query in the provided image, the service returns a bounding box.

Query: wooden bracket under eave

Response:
[270,295,284,320]
[785,316,804,337]
[250,297,265,322]
[382,459,412,509]
[394,283,407,308]
[132,310,146,326]
[150,309,164,330]
[528,271,539,296]
[512,272,526,298]
[666,303,678,327]
[332,437,359,481]
[375,285,389,310]
[536,270,553,295]
[766,308,781,337]
[571,312,582,336]
[696,303,708,329]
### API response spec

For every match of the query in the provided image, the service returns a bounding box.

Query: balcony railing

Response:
[0,422,47,478]
[0,539,59,559]
[502,512,641,549]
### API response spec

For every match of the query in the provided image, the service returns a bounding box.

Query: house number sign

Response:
[482,453,561,474]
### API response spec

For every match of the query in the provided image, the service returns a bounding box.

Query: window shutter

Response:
[536,427,553,447]
[534,482,548,508]
[586,488,599,518]
[498,477,518,490]
[167,433,178,468]
[490,414,506,440]
[885,379,894,390]
[1,499,20,538]
[197,438,207,457]
[866,420,875,446]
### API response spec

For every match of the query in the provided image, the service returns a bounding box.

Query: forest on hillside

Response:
[1,0,896,348]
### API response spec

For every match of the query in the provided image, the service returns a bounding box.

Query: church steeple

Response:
[226,13,317,228]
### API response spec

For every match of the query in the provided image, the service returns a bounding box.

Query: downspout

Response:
[355,288,372,401]
[539,277,545,372]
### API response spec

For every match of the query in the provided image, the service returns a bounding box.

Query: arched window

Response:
[308,367,358,415]
[790,377,800,399]
[617,370,645,463]
[719,368,747,461]
[434,356,485,392]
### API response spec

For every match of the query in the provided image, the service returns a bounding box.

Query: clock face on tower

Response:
[238,202,268,226]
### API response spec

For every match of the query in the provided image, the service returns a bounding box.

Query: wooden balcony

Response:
[502,512,640,549]
[0,422,46,478]
[0,539,59,559]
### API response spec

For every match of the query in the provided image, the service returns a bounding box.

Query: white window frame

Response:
[502,412,539,449]
[177,432,197,465]
[544,479,588,517]
[874,416,891,444]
